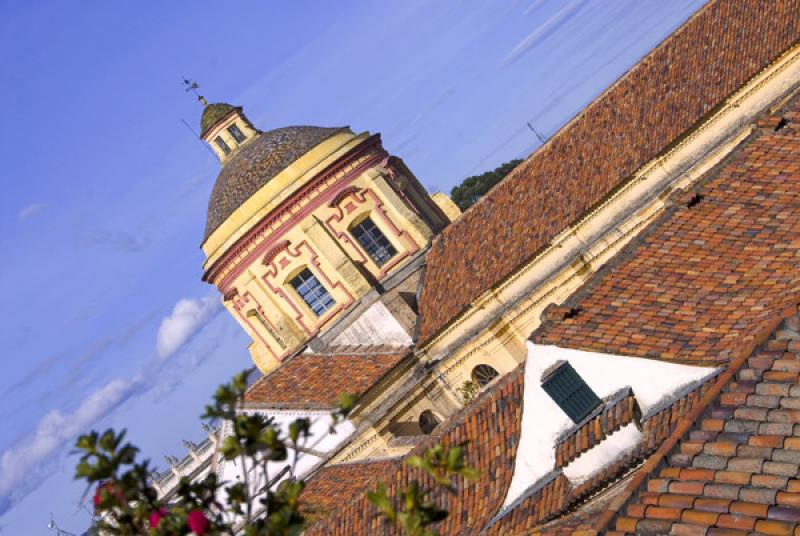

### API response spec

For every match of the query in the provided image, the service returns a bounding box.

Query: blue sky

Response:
[0,1,705,533]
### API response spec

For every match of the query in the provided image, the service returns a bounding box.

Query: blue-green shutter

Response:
[541,362,601,423]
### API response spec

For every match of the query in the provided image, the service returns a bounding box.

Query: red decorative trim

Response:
[260,240,355,337]
[262,240,291,266]
[328,186,361,208]
[323,187,421,280]
[204,134,386,286]
[233,291,281,363]
[223,288,239,302]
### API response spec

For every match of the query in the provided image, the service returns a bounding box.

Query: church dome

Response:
[200,102,239,137]
[203,125,344,241]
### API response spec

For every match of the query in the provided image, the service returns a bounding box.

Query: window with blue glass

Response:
[350,217,397,267]
[227,123,247,144]
[289,268,335,317]
[214,136,231,155]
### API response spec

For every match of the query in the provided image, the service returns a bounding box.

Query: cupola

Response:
[200,102,259,163]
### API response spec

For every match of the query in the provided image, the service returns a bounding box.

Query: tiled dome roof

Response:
[203,126,344,242]
[200,103,238,137]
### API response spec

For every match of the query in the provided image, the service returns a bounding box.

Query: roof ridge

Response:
[590,308,796,533]
[417,0,800,346]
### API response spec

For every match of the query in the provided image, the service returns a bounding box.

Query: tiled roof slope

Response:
[301,458,400,523]
[243,351,407,409]
[610,316,800,535]
[416,0,800,346]
[305,366,525,535]
[536,102,800,364]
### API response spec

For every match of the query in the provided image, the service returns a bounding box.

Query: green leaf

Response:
[367,484,395,521]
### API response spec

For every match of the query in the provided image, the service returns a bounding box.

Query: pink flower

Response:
[149,507,168,529]
[187,510,209,535]
[93,481,124,513]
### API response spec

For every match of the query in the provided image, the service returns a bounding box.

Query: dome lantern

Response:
[200,103,259,164]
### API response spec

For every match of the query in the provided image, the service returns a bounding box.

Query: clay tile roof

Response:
[606,314,800,535]
[203,126,345,242]
[416,0,800,346]
[200,102,238,138]
[305,364,526,535]
[243,350,408,409]
[535,97,800,364]
[301,458,401,523]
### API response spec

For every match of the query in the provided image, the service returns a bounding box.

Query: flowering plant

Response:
[75,371,477,535]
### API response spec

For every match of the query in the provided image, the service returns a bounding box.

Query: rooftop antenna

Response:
[183,77,208,106]
[527,121,547,145]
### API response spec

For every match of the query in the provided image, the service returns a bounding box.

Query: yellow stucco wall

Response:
[202,109,260,163]
[204,131,440,373]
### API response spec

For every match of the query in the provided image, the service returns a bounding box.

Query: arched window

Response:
[471,364,499,387]
[289,268,335,316]
[419,410,440,435]
[350,217,397,266]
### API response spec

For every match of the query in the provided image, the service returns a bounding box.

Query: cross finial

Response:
[182,77,208,106]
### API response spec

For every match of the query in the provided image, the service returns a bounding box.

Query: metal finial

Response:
[182,77,208,106]
[47,514,79,536]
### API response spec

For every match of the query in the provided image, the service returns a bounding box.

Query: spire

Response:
[182,77,208,106]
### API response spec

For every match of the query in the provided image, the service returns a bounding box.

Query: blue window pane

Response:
[227,124,246,143]
[351,218,397,267]
[214,136,231,155]
[290,268,335,317]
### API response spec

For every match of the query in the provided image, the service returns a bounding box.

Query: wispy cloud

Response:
[156,296,220,359]
[502,0,587,66]
[523,0,547,16]
[0,377,142,508]
[77,228,150,253]
[17,202,48,222]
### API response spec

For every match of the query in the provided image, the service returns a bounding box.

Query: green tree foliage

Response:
[449,159,522,211]
[75,371,477,535]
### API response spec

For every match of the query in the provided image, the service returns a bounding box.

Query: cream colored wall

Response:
[202,111,259,163]
[430,192,461,223]
[210,141,439,373]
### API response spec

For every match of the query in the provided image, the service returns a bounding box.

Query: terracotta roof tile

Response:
[609,316,800,535]
[416,0,800,346]
[243,351,407,409]
[305,366,526,535]
[301,458,400,523]
[535,98,800,363]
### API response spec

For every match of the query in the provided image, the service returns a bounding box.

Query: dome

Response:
[203,126,344,241]
[200,103,239,137]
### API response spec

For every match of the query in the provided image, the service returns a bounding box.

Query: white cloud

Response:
[503,0,587,66]
[156,296,220,359]
[0,377,140,498]
[17,202,48,222]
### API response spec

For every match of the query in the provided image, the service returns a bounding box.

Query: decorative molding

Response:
[262,240,291,267]
[223,288,238,302]
[323,187,420,280]
[260,240,355,338]
[204,135,387,286]
[328,186,362,208]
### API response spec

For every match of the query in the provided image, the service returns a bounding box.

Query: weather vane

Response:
[182,77,208,106]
